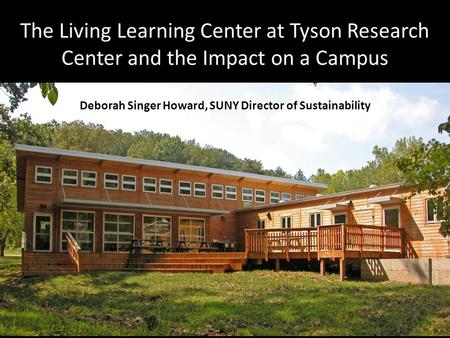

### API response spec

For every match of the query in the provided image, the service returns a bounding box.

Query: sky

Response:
[1,83,449,177]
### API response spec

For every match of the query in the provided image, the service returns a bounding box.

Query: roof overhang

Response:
[368,196,403,204]
[316,201,351,211]
[54,199,230,216]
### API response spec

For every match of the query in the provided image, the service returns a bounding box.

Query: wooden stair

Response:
[125,252,247,273]
[22,253,78,277]
[22,252,247,276]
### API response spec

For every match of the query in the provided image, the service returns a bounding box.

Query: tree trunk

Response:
[0,231,9,257]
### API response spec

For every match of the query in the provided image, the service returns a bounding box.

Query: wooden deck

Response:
[244,224,403,280]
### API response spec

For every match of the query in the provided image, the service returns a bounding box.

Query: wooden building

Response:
[15,144,448,278]
[15,144,324,275]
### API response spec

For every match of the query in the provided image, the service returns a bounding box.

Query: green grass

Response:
[0,253,449,336]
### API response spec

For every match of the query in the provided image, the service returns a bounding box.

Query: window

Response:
[257,219,265,229]
[270,191,280,204]
[179,218,205,244]
[426,198,443,223]
[81,171,97,187]
[310,213,321,227]
[61,210,95,252]
[33,213,52,251]
[281,216,292,228]
[281,192,291,201]
[103,213,134,252]
[212,184,224,199]
[295,194,305,200]
[35,166,52,184]
[225,186,237,200]
[242,188,253,202]
[383,207,400,227]
[143,215,171,245]
[62,169,78,186]
[159,179,173,194]
[334,213,347,224]
[104,173,119,189]
[143,177,157,193]
[122,175,136,191]
[178,181,192,196]
[194,182,206,197]
[255,189,265,203]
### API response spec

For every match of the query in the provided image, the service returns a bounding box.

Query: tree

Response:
[438,115,450,135]
[0,112,53,146]
[396,138,450,236]
[294,169,307,181]
[0,139,22,256]
[0,82,58,115]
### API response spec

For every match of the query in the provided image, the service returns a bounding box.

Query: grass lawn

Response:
[0,253,449,336]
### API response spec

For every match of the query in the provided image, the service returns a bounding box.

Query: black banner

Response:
[1,3,449,82]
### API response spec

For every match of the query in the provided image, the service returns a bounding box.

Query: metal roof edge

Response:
[236,183,404,213]
[15,144,327,189]
[56,198,230,215]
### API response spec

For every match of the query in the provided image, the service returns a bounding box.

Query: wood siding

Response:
[237,188,449,258]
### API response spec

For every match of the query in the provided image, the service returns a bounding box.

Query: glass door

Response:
[34,213,52,251]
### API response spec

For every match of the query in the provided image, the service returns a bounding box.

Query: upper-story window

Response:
[426,198,443,223]
[295,193,305,200]
[225,186,237,200]
[270,191,280,204]
[281,192,291,201]
[194,182,206,197]
[81,171,97,188]
[255,189,265,203]
[143,177,157,193]
[179,181,192,196]
[122,175,136,191]
[104,173,119,189]
[62,169,78,186]
[35,166,52,184]
[242,188,253,202]
[159,179,173,194]
[212,184,224,199]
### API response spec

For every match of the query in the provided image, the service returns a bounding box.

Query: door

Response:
[34,213,52,251]
[383,207,401,251]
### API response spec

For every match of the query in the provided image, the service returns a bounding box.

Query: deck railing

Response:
[66,233,81,273]
[245,224,403,260]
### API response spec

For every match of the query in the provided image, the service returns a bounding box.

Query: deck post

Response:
[339,258,346,281]
[317,225,321,260]
[244,230,249,258]
[275,258,280,272]
[400,229,405,258]
[307,228,311,261]
[285,229,290,262]
[320,259,326,275]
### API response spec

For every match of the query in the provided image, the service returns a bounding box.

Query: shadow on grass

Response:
[0,270,448,335]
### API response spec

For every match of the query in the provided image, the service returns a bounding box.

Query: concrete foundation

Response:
[361,258,450,285]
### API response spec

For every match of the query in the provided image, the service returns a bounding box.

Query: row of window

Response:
[256,199,443,230]
[257,208,403,229]
[33,211,206,253]
[35,165,307,203]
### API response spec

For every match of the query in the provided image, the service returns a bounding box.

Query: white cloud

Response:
[2,83,446,177]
